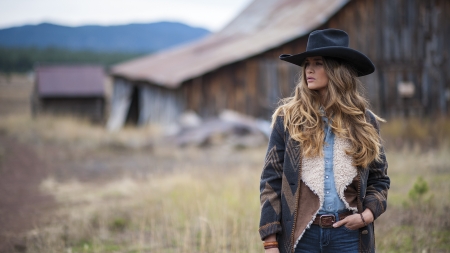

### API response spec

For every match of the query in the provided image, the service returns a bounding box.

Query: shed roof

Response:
[36,65,105,97]
[111,0,349,88]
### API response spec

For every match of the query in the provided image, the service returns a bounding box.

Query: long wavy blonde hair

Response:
[272,57,384,168]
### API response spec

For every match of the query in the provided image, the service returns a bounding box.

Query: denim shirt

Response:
[318,116,347,214]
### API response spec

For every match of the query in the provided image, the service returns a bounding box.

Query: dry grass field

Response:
[0,74,449,253]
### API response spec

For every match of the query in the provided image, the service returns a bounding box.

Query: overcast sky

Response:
[0,0,253,31]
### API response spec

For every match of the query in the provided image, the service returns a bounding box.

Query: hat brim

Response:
[279,46,375,77]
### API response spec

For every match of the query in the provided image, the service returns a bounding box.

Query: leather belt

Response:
[312,211,354,228]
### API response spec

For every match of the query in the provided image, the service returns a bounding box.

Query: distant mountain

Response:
[0,22,210,53]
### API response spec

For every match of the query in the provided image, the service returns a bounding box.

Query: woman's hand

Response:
[332,209,374,230]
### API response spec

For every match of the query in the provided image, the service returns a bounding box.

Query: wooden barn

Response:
[108,0,450,130]
[32,65,106,122]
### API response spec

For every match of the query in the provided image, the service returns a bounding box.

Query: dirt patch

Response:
[0,134,56,252]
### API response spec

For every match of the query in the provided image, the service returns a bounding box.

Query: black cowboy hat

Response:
[279,29,375,76]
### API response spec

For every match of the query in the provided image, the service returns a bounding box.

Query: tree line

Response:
[0,47,146,73]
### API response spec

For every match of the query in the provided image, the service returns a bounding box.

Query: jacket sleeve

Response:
[364,111,390,220]
[259,116,285,240]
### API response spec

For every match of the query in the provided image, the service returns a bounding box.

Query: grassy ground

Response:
[1,74,449,253]
[376,146,450,253]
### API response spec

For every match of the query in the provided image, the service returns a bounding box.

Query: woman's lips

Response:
[307,77,315,82]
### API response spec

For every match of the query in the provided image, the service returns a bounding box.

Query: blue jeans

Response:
[294,223,359,253]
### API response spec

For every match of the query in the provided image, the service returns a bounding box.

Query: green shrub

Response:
[408,176,429,202]
[109,217,129,232]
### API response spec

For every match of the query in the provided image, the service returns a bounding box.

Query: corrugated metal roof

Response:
[36,65,105,97]
[111,0,349,88]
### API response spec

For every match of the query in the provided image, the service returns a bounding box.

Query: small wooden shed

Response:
[108,0,450,130]
[32,65,106,122]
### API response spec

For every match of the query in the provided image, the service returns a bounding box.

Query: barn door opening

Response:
[107,78,133,131]
[125,86,140,125]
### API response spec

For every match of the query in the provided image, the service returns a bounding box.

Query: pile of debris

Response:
[166,110,271,148]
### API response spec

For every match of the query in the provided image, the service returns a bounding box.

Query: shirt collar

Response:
[319,106,332,125]
[319,106,326,117]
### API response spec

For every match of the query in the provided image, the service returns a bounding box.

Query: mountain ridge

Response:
[0,21,211,53]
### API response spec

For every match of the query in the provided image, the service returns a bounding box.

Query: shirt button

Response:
[327,191,330,194]
[325,160,328,163]
[326,176,329,179]
[328,207,331,210]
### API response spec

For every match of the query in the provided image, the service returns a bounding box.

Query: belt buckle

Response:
[319,214,336,228]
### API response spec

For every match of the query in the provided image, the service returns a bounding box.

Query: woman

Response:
[259,29,390,253]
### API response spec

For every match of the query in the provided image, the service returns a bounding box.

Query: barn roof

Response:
[36,65,105,97]
[110,0,349,88]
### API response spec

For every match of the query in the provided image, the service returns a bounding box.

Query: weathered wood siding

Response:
[180,0,449,119]
[109,78,183,127]
[180,57,292,120]
[36,97,104,122]
[327,0,450,117]
[138,83,183,125]
[180,56,300,120]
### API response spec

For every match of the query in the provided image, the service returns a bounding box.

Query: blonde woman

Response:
[259,29,390,253]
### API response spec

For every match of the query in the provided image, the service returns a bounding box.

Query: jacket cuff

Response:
[259,222,282,240]
[364,197,385,220]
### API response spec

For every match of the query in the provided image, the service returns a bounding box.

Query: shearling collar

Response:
[294,136,357,247]
[302,136,357,209]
